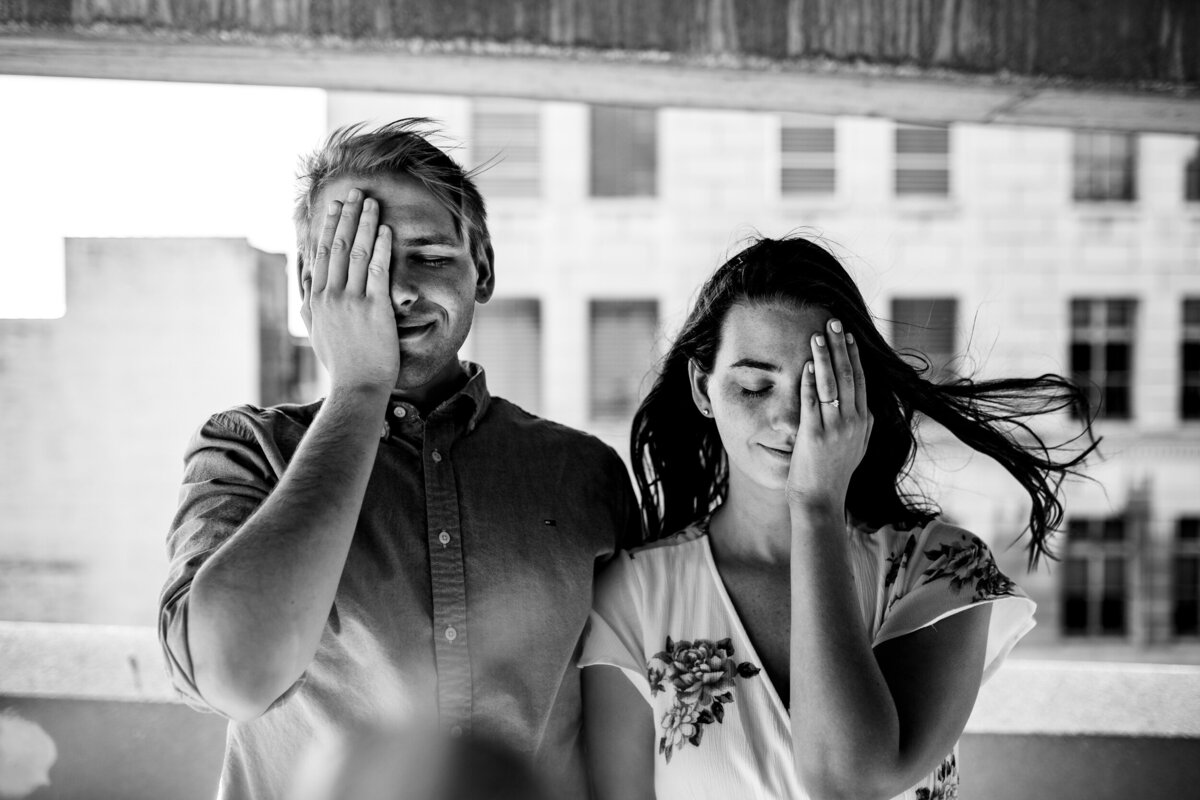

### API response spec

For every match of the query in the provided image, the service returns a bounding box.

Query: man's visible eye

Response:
[416,256,449,268]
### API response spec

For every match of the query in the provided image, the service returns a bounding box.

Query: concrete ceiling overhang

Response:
[1,1,1197,134]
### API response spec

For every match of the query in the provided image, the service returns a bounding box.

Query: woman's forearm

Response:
[788,502,900,800]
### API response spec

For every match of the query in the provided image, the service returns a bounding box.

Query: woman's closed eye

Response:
[738,384,771,398]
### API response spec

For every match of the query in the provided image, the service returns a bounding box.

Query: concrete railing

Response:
[2,622,1199,799]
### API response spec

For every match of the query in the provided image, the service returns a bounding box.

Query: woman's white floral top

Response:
[580,518,1035,800]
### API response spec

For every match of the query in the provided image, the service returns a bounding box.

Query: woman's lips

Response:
[760,444,793,460]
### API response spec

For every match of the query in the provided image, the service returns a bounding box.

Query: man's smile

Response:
[396,320,435,341]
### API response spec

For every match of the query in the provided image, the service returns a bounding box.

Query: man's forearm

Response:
[186,384,390,720]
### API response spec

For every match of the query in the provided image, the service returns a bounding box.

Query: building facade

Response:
[329,91,1200,662]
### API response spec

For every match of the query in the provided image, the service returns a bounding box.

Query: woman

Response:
[580,236,1095,800]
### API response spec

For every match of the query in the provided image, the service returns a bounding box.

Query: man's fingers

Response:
[365,225,392,297]
[310,200,341,293]
[345,197,380,295]
[326,188,363,291]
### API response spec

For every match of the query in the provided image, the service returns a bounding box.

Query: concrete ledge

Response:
[1,35,1198,134]
[967,658,1200,737]
[5,621,1200,736]
[0,622,177,703]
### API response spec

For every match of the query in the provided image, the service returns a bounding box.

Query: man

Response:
[159,119,640,799]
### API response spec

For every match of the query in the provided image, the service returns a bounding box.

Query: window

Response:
[1185,139,1200,202]
[1073,131,1136,201]
[1183,299,1200,420]
[894,124,949,197]
[1174,517,1200,637]
[780,119,836,195]
[590,105,656,197]
[1062,517,1129,637]
[1070,298,1136,420]
[470,299,542,414]
[891,298,957,380]
[471,100,540,197]
[589,300,658,421]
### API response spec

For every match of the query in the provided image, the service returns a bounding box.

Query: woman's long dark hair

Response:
[631,236,1099,568]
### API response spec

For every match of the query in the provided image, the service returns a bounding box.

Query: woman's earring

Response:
[700,407,711,417]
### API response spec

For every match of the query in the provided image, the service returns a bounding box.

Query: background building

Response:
[336,90,1200,663]
[0,237,315,626]
[0,92,1196,662]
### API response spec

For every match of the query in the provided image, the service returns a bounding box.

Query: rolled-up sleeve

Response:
[157,408,282,711]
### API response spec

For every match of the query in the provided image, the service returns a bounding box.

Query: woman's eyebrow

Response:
[730,358,779,372]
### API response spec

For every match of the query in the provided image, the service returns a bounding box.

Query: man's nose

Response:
[389,265,419,311]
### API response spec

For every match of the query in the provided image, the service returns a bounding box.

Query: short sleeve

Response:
[157,409,283,712]
[579,552,654,705]
[873,521,1036,682]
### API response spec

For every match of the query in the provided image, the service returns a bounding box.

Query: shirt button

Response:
[431,449,443,463]
[449,725,463,738]
[392,406,407,419]
[444,626,457,642]
[438,530,451,546]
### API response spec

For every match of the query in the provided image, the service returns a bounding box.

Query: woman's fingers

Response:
[826,318,856,412]
[811,331,839,408]
[847,331,868,417]
[800,358,819,430]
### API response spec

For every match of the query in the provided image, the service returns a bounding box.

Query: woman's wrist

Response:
[787,491,844,518]
[788,496,846,533]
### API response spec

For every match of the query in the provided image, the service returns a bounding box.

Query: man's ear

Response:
[687,359,713,417]
[474,241,496,304]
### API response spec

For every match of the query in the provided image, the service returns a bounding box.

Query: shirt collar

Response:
[386,361,491,435]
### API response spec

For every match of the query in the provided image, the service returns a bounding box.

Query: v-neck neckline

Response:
[694,518,793,729]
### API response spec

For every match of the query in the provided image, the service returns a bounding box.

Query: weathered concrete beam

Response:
[1,33,1196,134]
[2,0,1197,85]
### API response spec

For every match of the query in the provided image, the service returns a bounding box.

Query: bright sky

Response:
[0,76,327,318]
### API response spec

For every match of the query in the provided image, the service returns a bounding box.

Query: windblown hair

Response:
[292,118,492,278]
[631,236,1099,568]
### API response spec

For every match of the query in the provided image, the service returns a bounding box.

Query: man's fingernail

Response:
[846,332,855,345]
[327,201,340,214]
[346,188,361,203]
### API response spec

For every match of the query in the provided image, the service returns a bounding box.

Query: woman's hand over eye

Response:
[785,318,874,513]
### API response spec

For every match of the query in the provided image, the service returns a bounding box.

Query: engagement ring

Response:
[819,399,840,408]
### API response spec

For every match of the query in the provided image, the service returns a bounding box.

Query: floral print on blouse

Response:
[647,637,761,762]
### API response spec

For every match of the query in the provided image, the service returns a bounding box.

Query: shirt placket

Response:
[424,416,472,735]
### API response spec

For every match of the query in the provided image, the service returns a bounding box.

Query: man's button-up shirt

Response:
[158,364,640,800]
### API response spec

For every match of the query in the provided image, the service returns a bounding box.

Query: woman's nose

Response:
[769,386,802,432]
